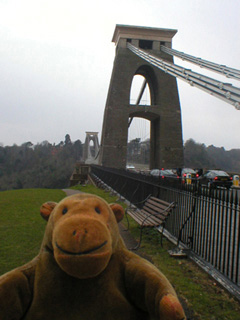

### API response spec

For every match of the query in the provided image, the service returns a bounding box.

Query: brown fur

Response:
[0,193,186,319]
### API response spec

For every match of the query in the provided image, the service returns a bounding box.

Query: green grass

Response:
[0,185,239,319]
[132,228,240,320]
[72,185,240,319]
[120,211,240,320]
[0,186,120,275]
[70,184,124,205]
[0,188,65,274]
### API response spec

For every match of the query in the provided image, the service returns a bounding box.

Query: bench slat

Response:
[144,200,173,211]
[127,207,167,226]
[145,198,174,209]
[143,203,171,217]
[127,210,157,227]
[141,209,165,224]
[148,196,172,206]
[140,211,163,226]
[146,199,171,210]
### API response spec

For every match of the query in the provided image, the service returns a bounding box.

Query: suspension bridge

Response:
[77,25,240,300]
[128,42,240,110]
[96,24,240,170]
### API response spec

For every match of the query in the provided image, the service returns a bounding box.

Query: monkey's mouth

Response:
[55,241,108,256]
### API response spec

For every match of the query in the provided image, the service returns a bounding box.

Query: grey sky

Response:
[0,0,239,150]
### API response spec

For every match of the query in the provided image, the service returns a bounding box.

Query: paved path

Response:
[62,189,83,196]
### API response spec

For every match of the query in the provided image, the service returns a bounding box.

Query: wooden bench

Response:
[125,195,175,249]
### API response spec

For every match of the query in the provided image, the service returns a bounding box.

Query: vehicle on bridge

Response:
[198,170,233,189]
[126,164,136,171]
[150,169,178,179]
[181,168,199,183]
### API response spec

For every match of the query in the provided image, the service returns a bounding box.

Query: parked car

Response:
[181,168,198,183]
[198,170,233,189]
[150,169,177,179]
[126,164,136,171]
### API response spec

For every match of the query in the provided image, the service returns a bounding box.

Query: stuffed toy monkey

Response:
[0,193,186,319]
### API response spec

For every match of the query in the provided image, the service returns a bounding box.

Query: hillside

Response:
[184,139,240,173]
[0,135,83,191]
[128,138,240,173]
[0,137,239,191]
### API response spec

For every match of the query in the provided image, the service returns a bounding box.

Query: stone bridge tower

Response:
[83,132,99,164]
[99,25,184,169]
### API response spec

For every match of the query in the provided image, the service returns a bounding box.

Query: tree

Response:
[0,136,83,191]
[184,139,216,169]
[64,134,72,145]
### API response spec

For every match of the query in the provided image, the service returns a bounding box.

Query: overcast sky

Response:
[0,0,239,150]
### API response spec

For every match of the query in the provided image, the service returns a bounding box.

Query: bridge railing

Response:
[90,165,240,296]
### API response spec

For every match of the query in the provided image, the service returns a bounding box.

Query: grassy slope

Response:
[72,184,240,320]
[0,186,239,319]
[0,188,65,274]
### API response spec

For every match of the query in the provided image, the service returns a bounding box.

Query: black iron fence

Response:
[90,165,240,296]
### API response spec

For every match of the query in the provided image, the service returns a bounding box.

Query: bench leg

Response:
[161,224,166,247]
[131,226,143,250]
[124,211,130,231]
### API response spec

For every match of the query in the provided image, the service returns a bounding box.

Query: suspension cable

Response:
[127,43,240,110]
[161,45,240,81]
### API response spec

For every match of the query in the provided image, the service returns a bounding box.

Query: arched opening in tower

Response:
[89,139,95,158]
[127,75,151,169]
[127,118,150,169]
[129,75,151,106]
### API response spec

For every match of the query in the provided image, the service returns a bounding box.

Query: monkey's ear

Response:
[40,202,57,221]
[109,204,124,223]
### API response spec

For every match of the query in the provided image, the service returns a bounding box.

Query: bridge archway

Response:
[83,132,99,164]
[130,74,151,106]
[99,25,184,169]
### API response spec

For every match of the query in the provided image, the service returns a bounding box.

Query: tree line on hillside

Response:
[184,139,240,173]
[0,135,83,191]
[0,137,239,191]
[127,138,240,173]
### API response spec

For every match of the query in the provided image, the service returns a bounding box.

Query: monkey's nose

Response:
[72,228,88,242]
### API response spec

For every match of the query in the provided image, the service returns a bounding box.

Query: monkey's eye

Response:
[62,207,68,215]
[95,207,101,214]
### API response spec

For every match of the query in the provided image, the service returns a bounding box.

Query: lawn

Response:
[0,188,65,274]
[72,184,240,320]
[0,186,239,319]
